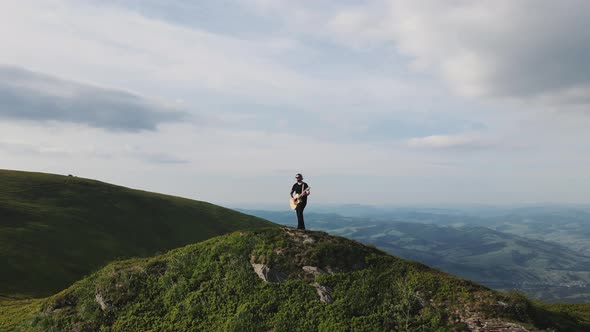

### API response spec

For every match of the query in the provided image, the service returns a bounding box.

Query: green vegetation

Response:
[2,228,589,331]
[535,301,590,331]
[0,169,274,298]
[0,298,43,332]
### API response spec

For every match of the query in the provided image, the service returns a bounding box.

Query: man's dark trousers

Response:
[296,201,307,230]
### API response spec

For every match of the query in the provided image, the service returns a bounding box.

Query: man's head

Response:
[295,173,303,182]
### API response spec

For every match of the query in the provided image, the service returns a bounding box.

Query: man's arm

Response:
[302,183,310,196]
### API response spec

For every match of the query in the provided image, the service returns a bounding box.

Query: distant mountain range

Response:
[239,209,590,303]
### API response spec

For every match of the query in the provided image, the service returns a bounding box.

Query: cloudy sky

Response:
[1,0,589,207]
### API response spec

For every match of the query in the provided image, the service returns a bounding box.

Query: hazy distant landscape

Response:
[239,205,590,303]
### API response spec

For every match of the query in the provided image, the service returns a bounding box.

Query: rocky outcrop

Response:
[302,266,326,276]
[250,263,287,282]
[463,316,532,332]
[312,282,333,304]
[95,292,111,312]
[283,227,315,244]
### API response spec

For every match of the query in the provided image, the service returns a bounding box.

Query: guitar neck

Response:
[298,185,310,195]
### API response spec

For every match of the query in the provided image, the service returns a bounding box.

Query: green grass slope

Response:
[2,228,589,331]
[0,169,274,298]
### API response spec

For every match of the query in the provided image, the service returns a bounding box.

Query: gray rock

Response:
[251,263,287,282]
[95,292,110,311]
[313,282,333,304]
[282,228,316,244]
[464,317,532,332]
[302,266,325,276]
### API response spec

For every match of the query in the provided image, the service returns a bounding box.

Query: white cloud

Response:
[385,0,590,103]
[0,66,186,131]
[0,0,417,112]
[0,0,302,103]
[407,134,491,150]
[271,1,590,107]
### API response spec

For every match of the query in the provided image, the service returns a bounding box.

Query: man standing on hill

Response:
[290,173,310,230]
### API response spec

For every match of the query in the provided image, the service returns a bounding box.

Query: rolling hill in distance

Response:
[240,210,590,303]
[0,169,274,298]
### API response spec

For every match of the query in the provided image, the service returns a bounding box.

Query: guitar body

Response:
[290,195,301,210]
[290,187,310,210]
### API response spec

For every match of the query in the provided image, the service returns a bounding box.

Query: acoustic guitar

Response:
[290,186,311,210]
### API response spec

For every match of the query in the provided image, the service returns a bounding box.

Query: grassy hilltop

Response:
[0,169,274,298]
[2,228,589,331]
